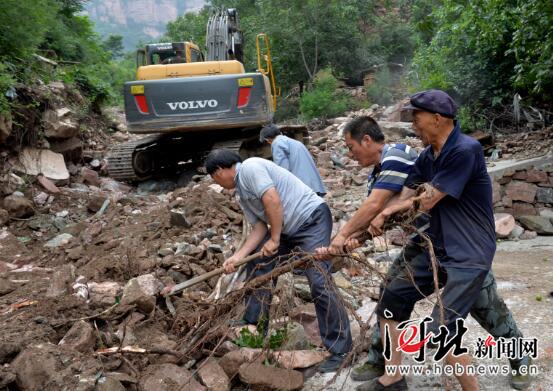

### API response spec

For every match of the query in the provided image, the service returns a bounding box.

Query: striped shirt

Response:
[367,143,419,195]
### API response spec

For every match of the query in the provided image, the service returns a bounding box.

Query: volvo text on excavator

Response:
[108,8,306,182]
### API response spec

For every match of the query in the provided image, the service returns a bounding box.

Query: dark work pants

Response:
[366,245,526,369]
[243,203,352,355]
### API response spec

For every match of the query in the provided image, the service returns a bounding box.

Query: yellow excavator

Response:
[108,8,304,182]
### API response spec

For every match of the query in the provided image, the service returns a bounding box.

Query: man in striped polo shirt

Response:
[321,116,418,253]
[316,116,529,389]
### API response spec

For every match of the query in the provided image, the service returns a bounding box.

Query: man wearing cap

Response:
[259,124,326,196]
[355,90,528,391]
[316,111,530,390]
[204,149,351,373]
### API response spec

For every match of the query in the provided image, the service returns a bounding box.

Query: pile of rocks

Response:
[492,162,553,237]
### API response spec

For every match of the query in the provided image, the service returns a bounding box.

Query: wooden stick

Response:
[166,251,262,297]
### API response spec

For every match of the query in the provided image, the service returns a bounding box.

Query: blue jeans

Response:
[243,203,352,354]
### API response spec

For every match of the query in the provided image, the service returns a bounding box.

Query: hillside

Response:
[84,0,205,50]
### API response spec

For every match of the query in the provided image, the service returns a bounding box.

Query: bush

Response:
[0,62,15,115]
[299,69,349,120]
[366,67,394,106]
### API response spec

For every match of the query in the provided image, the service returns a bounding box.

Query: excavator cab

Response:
[136,42,203,67]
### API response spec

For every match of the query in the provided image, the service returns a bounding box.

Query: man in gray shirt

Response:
[260,124,326,196]
[205,149,351,372]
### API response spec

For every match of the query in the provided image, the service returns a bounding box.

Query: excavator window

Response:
[190,49,202,62]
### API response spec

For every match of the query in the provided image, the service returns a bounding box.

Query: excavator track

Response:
[107,134,164,182]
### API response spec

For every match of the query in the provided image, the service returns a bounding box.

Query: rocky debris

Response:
[289,304,323,347]
[517,215,553,235]
[281,321,310,350]
[170,208,192,228]
[80,167,101,187]
[238,363,304,391]
[219,348,267,377]
[11,343,98,391]
[377,121,415,139]
[96,376,126,391]
[37,174,60,193]
[46,264,76,297]
[121,274,162,313]
[139,363,206,391]
[0,342,20,364]
[273,350,329,369]
[87,194,109,213]
[520,230,538,240]
[44,233,73,248]
[0,97,551,390]
[49,137,83,162]
[58,320,96,353]
[197,358,230,391]
[0,208,9,226]
[3,194,34,218]
[0,114,12,144]
[15,148,70,182]
[495,213,516,238]
[0,278,16,296]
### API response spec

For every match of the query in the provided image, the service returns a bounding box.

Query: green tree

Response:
[165,8,211,49]
[0,0,57,60]
[102,35,125,59]
[410,0,553,125]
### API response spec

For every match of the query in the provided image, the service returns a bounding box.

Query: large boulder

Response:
[238,363,303,391]
[139,364,206,391]
[16,148,69,183]
[42,108,79,139]
[517,215,553,235]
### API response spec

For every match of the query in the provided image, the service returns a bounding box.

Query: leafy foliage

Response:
[234,320,287,349]
[0,0,134,114]
[410,0,553,127]
[102,35,125,59]
[299,69,350,120]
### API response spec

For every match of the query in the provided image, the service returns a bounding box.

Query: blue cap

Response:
[402,89,458,118]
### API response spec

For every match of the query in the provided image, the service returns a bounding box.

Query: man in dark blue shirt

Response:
[359,90,496,391]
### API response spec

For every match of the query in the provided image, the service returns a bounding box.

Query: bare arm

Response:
[335,189,394,242]
[370,184,446,235]
[233,221,268,259]
[223,221,267,273]
[262,187,283,242]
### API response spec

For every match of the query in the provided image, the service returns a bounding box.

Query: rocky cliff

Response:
[85,0,205,50]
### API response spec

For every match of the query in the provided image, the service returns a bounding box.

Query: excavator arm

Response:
[206,8,244,63]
